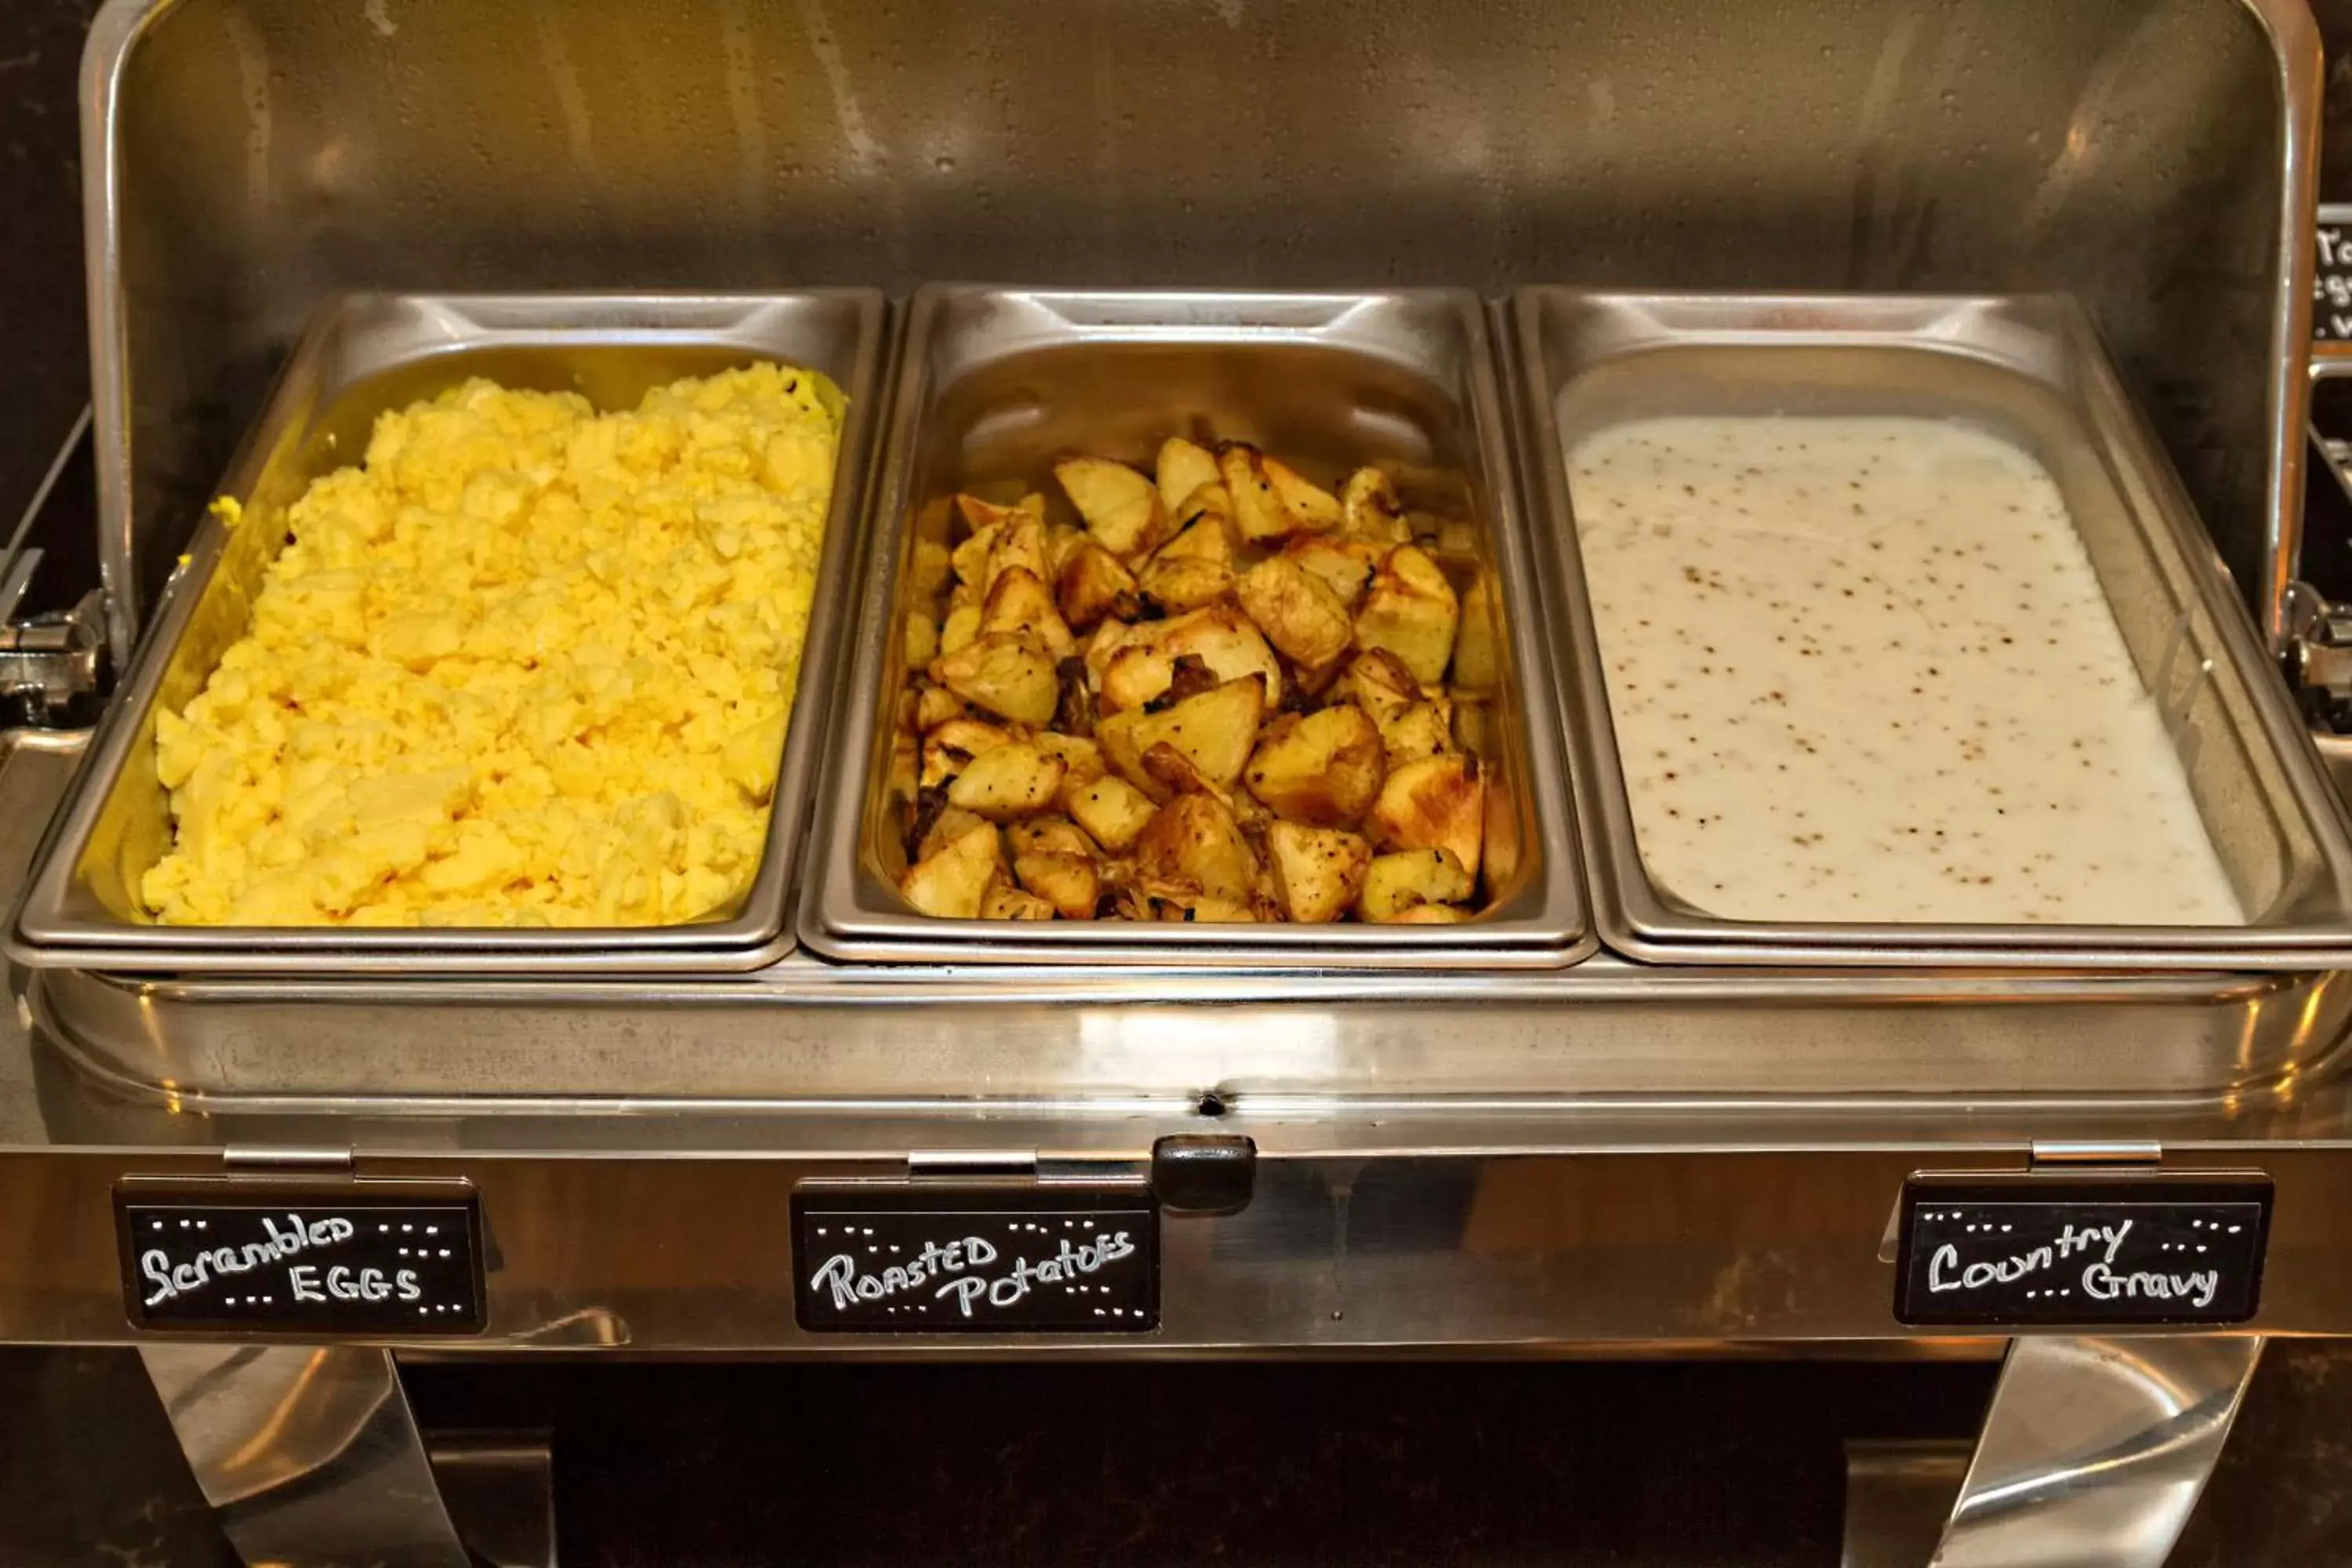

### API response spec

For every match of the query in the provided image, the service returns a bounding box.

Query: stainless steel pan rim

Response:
[801,283,1594,968]
[9,289,890,975]
[1512,286,2352,971]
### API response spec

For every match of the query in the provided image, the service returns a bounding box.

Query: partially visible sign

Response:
[1894,1175,2270,1328]
[2316,214,2352,344]
[794,1185,1158,1333]
[117,1183,486,1335]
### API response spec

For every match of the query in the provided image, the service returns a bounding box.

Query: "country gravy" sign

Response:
[1894,1177,2270,1328]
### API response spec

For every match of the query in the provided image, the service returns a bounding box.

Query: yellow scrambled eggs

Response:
[141,363,840,927]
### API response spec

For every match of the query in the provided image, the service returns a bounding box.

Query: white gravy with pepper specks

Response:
[1565,415,2242,926]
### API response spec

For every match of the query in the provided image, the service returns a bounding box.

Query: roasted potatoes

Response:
[1267,822,1372,924]
[1360,846,1475,922]
[1098,677,1265,800]
[1354,544,1459,686]
[892,433,1497,924]
[1244,707,1385,827]
[900,822,1002,919]
[1236,557,1353,672]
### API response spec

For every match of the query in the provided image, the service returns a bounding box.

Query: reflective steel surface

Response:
[82,0,2315,663]
[1512,289,2352,971]
[25,958,2352,1104]
[1929,1335,2265,1567]
[14,291,888,975]
[140,1341,471,1567]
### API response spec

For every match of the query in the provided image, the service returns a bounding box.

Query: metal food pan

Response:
[1512,289,2352,970]
[9,291,887,974]
[803,286,1589,967]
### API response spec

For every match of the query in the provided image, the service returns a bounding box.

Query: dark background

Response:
[6,2,2352,1563]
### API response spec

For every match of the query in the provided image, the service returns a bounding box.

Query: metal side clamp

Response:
[0,559,104,723]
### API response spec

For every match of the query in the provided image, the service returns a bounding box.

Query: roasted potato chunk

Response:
[1261,457,1342,533]
[1090,604,1281,713]
[1141,739,1229,804]
[1005,816,1096,860]
[1354,543,1460,684]
[1057,543,1141,630]
[1153,510,1237,566]
[1381,699,1459,767]
[1138,510,1240,612]
[1341,466,1411,543]
[1156,437,1222,516]
[1452,574,1501,691]
[1243,706,1385,827]
[1134,793,1260,906]
[1366,753,1484,879]
[913,684,967,733]
[1236,556,1354,672]
[981,879,1058,920]
[981,566,1074,656]
[913,802,991,863]
[921,717,1014,788]
[1334,648,1422,725]
[1220,445,1296,543]
[1384,903,1471,924]
[939,603,982,657]
[1266,822,1371,924]
[1283,535,1379,608]
[1098,677,1265,800]
[956,492,1047,537]
[989,515,1051,589]
[1065,773,1160,851]
[1045,523,1091,576]
[909,534,956,598]
[1014,849,1101,920]
[1359,847,1475,922]
[1138,557,1237,614]
[931,634,1060,726]
[1056,456,1166,558]
[903,612,939,670]
[946,742,1069,820]
[1120,887,1261,924]
[1034,731,1105,788]
[950,521,1003,590]
[899,822,1002,919]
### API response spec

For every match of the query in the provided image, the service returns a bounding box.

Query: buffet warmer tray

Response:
[11,291,887,975]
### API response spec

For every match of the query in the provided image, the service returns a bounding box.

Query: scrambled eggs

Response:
[141,364,840,927]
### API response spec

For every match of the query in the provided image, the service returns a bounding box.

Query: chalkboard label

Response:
[1894,1176,2270,1328]
[117,1183,486,1336]
[793,1185,1158,1334]
[2317,214,2352,344]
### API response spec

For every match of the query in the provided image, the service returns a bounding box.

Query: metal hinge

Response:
[223,1145,358,1174]
[2029,1138,2161,1167]
[2,410,107,725]
[2285,579,2352,732]
[0,561,104,724]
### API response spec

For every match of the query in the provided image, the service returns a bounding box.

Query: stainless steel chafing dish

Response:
[11,0,2335,1104]
[9,291,886,974]
[803,285,1589,967]
[11,9,2352,1564]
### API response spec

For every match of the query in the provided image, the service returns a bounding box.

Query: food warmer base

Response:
[5,728,2351,1568]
